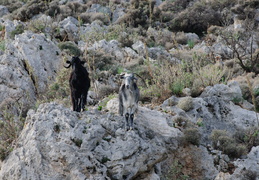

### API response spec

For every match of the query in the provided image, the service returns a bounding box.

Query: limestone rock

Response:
[0,5,9,18]
[0,31,61,112]
[0,102,181,179]
[59,16,79,41]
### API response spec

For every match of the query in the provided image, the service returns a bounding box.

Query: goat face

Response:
[64,56,85,69]
[121,73,137,90]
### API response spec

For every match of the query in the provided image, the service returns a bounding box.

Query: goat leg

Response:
[76,97,81,112]
[129,114,134,130]
[125,113,130,131]
[80,94,86,112]
[72,96,77,111]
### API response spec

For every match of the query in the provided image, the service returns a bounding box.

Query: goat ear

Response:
[133,77,138,82]
[120,73,125,79]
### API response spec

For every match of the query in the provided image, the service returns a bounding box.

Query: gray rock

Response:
[0,5,9,17]
[4,20,25,40]
[0,102,181,179]
[0,31,61,113]
[87,4,112,16]
[88,39,124,61]
[59,16,79,41]
[201,81,243,101]
[215,146,259,180]
[231,146,259,179]
[132,40,146,57]
[185,32,200,43]
[12,32,62,93]
[212,40,233,59]
[112,6,125,23]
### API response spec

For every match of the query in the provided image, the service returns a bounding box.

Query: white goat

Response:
[119,73,140,130]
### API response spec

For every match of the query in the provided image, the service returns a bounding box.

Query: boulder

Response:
[230,146,259,179]
[161,82,259,178]
[0,5,9,18]
[0,102,182,179]
[0,31,62,113]
[86,4,112,16]
[59,16,79,41]
[112,6,125,23]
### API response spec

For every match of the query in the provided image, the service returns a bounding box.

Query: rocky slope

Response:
[0,0,259,179]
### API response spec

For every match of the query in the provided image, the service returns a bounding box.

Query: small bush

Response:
[40,68,71,107]
[58,42,81,56]
[234,127,259,151]
[210,129,247,158]
[187,40,195,49]
[177,97,193,112]
[210,129,228,147]
[0,105,25,160]
[173,116,188,128]
[90,12,110,25]
[12,0,48,21]
[0,40,5,51]
[10,24,24,39]
[164,159,189,180]
[183,127,201,146]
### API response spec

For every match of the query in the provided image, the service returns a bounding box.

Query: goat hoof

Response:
[125,126,130,131]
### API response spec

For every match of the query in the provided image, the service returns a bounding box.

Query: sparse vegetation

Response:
[0,103,25,160]
[183,127,201,146]
[0,40,5,51]
[165,159,189,180]
[1,0,259,178]
[177,97,193,112]
[219,18,259,74]
[58,42,82,56]
[39,67,71,108]
[211,130,247,158]
[10,24,24,39]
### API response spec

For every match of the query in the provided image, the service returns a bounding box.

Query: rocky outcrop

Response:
[0,28,62,113]
[1,81,258,179]
[161,82,259,179]
[0,102,182,180]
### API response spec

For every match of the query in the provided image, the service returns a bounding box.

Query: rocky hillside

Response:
[0,0,259,179]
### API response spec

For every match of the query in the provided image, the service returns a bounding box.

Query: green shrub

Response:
[0,40,5,51]
[173,116,188,128]
[58,42,81,56]
[210,129,247,158]
[177,97,193,112]
[235,127,259,151]
[40,68,71,107]
[210,129,228,147]
[10,24,24,39]
[187,40,195,49]
[0,25,4,31]
[0,105,25,160]
[164,159,189,180]
[183,127,201,146]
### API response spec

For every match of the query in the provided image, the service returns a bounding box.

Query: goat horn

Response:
[64,61,71,68]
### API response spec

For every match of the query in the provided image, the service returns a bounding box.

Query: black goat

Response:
[119,73,139,130]
[64,57,90,112]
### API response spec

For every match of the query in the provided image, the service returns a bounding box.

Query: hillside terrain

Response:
[0,0,259,179]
